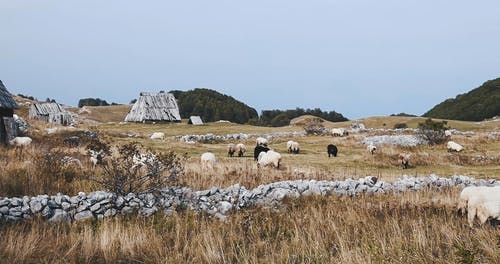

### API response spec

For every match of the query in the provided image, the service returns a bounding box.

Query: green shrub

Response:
[417,118,450,145]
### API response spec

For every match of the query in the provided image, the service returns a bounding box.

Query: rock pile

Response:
[174,131,307,143]
[362,135,427,147]
[1,175,498,223]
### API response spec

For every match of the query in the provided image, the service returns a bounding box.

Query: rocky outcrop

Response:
[0,175,498,223]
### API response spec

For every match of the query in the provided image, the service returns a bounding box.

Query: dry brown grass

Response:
[1,114,499,263]
[1,189,499,263]
[1,119,498,195]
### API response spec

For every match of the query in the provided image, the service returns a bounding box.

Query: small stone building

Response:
[125,92,181,123]
[0,80,19,144]
[29,102,73,125]
[188,116,203,125]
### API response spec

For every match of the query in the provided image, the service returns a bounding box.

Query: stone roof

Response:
[0,80,18,110]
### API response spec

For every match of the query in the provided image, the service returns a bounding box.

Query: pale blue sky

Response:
[1,0,499,119]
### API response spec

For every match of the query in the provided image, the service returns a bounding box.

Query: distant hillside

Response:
[424,78,500,121]
[250,108,348,127]
[170,88,258,124]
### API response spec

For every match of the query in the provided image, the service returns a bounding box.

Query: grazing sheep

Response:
[367,144,377,155]
[9,137,32,147]
[256,137,268,147]
[254,145,270,161]
[399,153,410,169]
[201,152,217,169]
[447,141,463,152]
[150,132,165,140]
[257,150,282,168]
[88,149,105,167]
[286,141,294,153]
[327,144,338,157]
[444,130,452,137]
[290,141,300,154]
[476,201,500,226]
[287,140,300,154]
[331,128,347,137]
[458,186,500,227]
[236,143,246,157]
[227,143,236,157]
[457,186,477,215]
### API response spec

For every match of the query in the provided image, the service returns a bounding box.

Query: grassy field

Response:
[0,108,499,263]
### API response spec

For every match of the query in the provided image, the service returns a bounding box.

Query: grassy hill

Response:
[423,78,500,121]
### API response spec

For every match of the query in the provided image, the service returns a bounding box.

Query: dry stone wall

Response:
[1,175,498,223]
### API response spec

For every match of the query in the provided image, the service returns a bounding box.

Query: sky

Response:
[1,0,499,119]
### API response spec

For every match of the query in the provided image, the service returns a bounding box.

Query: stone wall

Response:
[1,175,498,223]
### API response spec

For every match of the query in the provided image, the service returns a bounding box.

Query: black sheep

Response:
[327,144,338,157]
[254,145,270,161]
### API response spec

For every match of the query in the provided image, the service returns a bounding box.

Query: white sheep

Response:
[88,149,105,167]
[236,143,246,157]
[256,137,268,146]
[476,201,500,226]
[331,128,347,137]
[227,143,236,157]
[367,144,377,155]
[150,132,165,140]
[399,153,410,169]
[9,137,32,147]
[201,152,217,169]
[290,141,300,154]
[458,186,500,227]
[444,130,452,137]
[447,141,463,152]
[286,141,294,153]
[457,186,476,214]
[257,150,282,168]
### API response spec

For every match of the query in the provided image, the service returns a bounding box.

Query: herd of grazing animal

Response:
[201,127,473,171]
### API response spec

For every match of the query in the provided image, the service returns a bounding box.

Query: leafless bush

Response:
[87,142,185,196]
[303,119,326,135]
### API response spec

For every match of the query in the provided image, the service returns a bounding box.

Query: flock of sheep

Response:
[200,137,286,170]
[194,127,468,173]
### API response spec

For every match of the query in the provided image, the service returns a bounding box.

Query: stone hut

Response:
[188,116,203,125]
[0,80,19,144]
[29,102,73,125]
[125,92,181,123]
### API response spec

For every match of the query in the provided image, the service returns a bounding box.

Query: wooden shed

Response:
[29,102,74,125]
[0,80,19,145]
[125,92,181,123]
[188,116,203,125]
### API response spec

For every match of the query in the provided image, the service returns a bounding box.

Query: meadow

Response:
[0,109,499,263]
